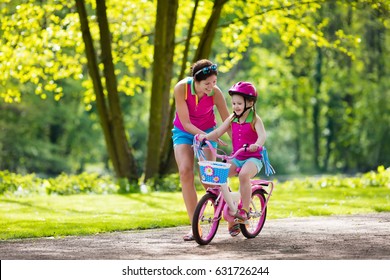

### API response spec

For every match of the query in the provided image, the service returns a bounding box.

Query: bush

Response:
[1,166,389,197]
[145,173,181,192]
[46,173,118,195]
[0,170,118,196]
[279,166,390,190]
[0,170,45,196]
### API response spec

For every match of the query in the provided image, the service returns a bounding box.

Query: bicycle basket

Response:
[198,161,231,185]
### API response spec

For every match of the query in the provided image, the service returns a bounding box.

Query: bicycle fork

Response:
[220,184,238,215]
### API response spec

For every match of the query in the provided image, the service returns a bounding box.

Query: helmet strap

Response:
[233,99,253,120]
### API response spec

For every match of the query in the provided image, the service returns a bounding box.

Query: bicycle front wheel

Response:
[240,189,267,239]
[192,192,221,245]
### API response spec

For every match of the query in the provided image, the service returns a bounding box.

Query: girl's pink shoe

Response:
[233,209,248,222]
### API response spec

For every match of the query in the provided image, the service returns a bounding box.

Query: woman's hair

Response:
[191,59,218,81]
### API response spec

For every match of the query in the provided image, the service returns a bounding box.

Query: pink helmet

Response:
[228,81,257,99]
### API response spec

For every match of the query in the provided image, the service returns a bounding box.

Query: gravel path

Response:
[1,212,390,260]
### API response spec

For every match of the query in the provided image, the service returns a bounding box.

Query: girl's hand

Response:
[249,144,260,152]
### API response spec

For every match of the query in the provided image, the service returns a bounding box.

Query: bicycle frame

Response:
[193,137,274,222]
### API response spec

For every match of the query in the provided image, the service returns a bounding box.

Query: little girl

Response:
[198,81,266,236]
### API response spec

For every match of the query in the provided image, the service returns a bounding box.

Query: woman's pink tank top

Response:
[173,78,216,132]
[231,110,262,160]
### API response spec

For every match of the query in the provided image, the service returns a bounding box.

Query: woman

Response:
[172,59,230,241]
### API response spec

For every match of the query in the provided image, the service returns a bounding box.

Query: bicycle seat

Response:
[251,179,271,186]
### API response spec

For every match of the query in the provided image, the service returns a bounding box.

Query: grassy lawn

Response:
[1,179,389,240]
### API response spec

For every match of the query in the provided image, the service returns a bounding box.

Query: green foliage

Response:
[0,0,154,103]
[1,166,389,198]
[0,91,106,175]
[45,172,118,195]
[0,170,118,196]
[145,173,182,192]
[279,166,390,190]
[144,172,208,192]
[0,171,44,196]
[1,0,389,177]
[214,0,390,175]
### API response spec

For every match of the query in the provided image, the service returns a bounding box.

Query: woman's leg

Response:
[174,144,197,225]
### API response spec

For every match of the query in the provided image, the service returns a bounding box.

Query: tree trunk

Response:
[159,0,200,175]
[194,0,229,60]
[76,0,139,188]
[75,0,119,172]
[313,46,322,171]
[144,0,179,181]
[159,0,228,176]
[96,0,139,185]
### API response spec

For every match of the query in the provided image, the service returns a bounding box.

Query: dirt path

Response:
[1,213,390,260]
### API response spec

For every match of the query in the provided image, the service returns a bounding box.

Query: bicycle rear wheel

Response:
[192,192,221,245]
[240,189,267,238]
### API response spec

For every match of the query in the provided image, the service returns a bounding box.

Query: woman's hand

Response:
[197,134,207,142]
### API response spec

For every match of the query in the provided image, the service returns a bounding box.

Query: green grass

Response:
[0,193,190,240]
[1,178,389,240]
[270,183,390,218]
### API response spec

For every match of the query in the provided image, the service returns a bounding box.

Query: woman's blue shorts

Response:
[172,126,217,148]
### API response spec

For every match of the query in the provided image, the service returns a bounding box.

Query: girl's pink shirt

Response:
[231,110,262,160]
[173,78,216,131]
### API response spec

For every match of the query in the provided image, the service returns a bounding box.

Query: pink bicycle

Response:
[192,136,275,245]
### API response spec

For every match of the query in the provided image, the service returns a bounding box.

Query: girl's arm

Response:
[198,115,233,142]
[249,115,267,152]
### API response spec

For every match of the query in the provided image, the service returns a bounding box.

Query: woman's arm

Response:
[174,80,205,135]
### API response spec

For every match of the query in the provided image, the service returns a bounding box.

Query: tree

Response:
[1,0,388,183]
[155,0,227,179]
[0,0,155,187]
[75,0,138,188]
[158,0,201,176]
[144,0,179,181]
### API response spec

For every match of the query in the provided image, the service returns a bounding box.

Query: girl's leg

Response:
[174,144,197,225]
[238,161,258,212]
[227,163,240,235]
[228,163,239,177]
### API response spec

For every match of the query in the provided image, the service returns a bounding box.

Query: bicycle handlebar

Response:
[194,134,259,161]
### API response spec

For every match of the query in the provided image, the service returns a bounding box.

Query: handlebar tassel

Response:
[193,138,206,161]
[261,147,275,176]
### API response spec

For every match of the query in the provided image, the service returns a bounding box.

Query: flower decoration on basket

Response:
[204,166,214,176]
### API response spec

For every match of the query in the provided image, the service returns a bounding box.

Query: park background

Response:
[0,0,389,240]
